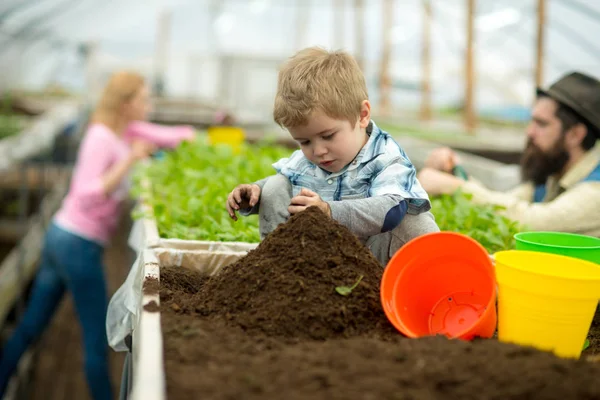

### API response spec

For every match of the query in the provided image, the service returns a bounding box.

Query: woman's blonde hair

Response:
[92,70,146,130]
[273,47,368,128]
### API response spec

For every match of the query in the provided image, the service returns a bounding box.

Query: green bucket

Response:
[514,232,600,264]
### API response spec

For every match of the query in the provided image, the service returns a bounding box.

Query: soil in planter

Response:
[157,207,600,399]
[161,300,600,400]
[163,206,397,341]
[583,304,600,359]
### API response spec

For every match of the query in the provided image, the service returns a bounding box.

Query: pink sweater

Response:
[54,121,194,245]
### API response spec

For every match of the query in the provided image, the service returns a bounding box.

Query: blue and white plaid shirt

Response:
[272,121,431,222]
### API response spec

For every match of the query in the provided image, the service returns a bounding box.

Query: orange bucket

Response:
[380,232,497,340]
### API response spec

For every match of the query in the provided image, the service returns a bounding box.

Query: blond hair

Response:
[273,47,368,128]
[92,70,146,131]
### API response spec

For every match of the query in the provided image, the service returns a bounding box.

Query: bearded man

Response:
[417,72,600,237]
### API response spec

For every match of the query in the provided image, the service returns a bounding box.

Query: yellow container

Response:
[207,126,245,153]
[494,250,600,359]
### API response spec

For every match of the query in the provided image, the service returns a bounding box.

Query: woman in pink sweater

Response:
[0,71,194,399]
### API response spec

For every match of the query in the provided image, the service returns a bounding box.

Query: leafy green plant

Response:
[583,339,590,351]
[134,137,521,249]
[132,138,293,242]
[0,115,23,139]
[335,275,364,296]
[0,94,24,139]
[430,190,523,254]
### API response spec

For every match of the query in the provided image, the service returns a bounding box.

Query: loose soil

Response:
[143,276,160,295]
[143,300,160,313]
[584,306,600,360]
[158,207,600,399]
[162,310,600,400]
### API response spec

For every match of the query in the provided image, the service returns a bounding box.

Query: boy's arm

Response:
[238,177,270,216]
[328,195,407,239]
[328,157,431,238]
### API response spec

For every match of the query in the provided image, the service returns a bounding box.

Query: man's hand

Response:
[417,167,464,196]
[289,188,331,217]
[226,184,261,221]
[424,147,461,173]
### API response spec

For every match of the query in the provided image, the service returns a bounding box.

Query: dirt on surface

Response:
[583,305,600,361]
[159,206,600,400]
[143,276,160,295]
[143,301,160,313]
[162,309,600,400]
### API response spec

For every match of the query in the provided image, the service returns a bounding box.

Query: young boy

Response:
[226,47,439,266]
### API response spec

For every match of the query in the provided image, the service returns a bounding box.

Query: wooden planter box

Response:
[127,176,257,399]
[129,238,255,400]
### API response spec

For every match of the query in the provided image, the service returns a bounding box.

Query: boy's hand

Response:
[289,188,331,217]
[227,184,261,221]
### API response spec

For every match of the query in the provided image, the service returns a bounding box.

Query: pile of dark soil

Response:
[165,206,395,341]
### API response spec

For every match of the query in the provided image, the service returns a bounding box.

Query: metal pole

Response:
[535,0,546,88]
[295,0,310,50]
[379,0,393,115]
[333,0,345,49]
[354,0,365,71]
[16,163,29,319]
[154,9,172,97]
[464,0,476,134]
[420,0,432,121]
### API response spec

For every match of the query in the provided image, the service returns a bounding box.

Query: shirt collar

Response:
[360,120,388,160]
[558,141,600,189]
[302,120,389,179]
[337,120,387,174]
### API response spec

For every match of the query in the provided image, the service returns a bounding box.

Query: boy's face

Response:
[288,101,371,173]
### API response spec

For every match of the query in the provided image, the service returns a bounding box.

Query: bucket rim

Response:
[494,250,600,281]
[514,231,600,250]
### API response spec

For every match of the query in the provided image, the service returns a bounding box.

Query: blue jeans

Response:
[0,222,112,400]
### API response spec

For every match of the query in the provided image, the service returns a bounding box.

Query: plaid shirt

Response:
[272,120,431,215]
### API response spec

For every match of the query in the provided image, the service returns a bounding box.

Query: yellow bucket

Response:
[494,250,600,359]
[207,126,245,153]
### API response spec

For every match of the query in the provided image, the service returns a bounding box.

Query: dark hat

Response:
[536,72,600,139]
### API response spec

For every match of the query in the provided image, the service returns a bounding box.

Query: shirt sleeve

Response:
[125,121,195,148]
[328,154,430,238]
[329,195,407,239]
[368,158,431,214]
[464,177,535,203]
[462,179,600,233]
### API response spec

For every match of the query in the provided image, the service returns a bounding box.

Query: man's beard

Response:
[520,137,570,185]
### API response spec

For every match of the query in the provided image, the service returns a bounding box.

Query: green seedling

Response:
[131,138,293,242]
[430,190,523,254]
[336,275,364,296]
[132,135,522,251]
[583,339,590,351]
